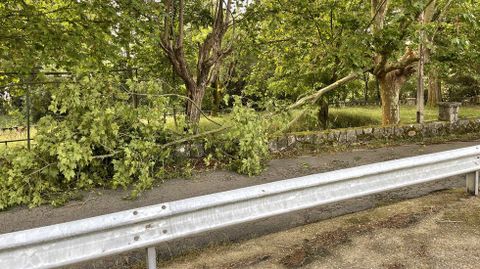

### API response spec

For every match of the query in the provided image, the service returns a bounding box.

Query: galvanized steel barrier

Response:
[0,145,479,269]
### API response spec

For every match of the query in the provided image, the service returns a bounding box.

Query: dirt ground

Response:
[1,139,480,268]
[157,189,480,269]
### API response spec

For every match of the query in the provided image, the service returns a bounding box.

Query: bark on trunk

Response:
[364,73,369,104]
[186,85,205,129]
[212,83,222,116]
[427,70,442,107]
[379,71,408,125]
[317,97,329,130]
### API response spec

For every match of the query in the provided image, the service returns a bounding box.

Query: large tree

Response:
[160,0,235,130]
[370,0,419,125]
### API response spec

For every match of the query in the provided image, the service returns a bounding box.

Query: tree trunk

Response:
[376,78,381,105]
[186,85,205,130]
[364,73,369,104]
[417,11,425,124]
[379,71,408,125]
[212,83,222,116]
[317,97,329,130]
[427,70,442,107]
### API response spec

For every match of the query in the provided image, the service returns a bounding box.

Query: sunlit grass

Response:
[165,105,480,133]
[0,129,34,153]
[329,105,480,125]
[164,113,229,132]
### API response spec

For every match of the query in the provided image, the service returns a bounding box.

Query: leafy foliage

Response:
[1,0,480,209]
[0,75,173,208]
[0,76,272,209]
[205,97,269,176]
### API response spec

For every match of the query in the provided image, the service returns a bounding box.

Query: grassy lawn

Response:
[0,129,33,154]
[330,105,480,125]
[163,105,479,133]
[291,105,480,131]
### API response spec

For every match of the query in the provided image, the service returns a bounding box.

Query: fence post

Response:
[466,171,479,196]
[147,247,157,269]
[26,70,37,150]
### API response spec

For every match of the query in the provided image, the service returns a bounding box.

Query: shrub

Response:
[0,79,272,209]
[205,97,269,176]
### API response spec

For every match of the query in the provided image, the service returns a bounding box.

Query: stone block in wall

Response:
[383,127,394,138]
[423,122,436,136]
[268,140,279,153]
[472,119,480,132]
[287,135,296,147]
[394,126,404,137]
[438,122,449,135]
[404,125,416,137]
[338,131,348,143]
[327,131,339,142]
[458,119,470,126]
[316,132,327,144]
[412,124,423,132]
[433,122,444,135]
[363,128,373,135]
[455,120,470,133]
[407,130,417,137]
[277,137,288,151]
[296,134,316,145]
[346,130,357,142]
[373,127,384,139]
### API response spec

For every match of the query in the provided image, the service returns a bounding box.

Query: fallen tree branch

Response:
[92,152,120,160]
[287,68,371,111]
[25,163,56,177]
[160,126,230,149]
[282,68,371,132]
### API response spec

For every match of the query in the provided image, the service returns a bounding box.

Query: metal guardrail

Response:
[0,145,479,269]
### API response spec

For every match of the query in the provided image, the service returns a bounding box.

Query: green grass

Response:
[0,113,25,128]
[286,105,480,132]
[164,105,479,133]
[330,105,480,125]
[164,114,228,132]
[0,129,34,154]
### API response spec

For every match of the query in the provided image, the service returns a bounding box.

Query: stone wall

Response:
[174,118,480,158]
[268,118,480,153]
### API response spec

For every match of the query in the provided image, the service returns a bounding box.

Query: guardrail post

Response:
[147,247,157,269]
[466,171,479,196]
